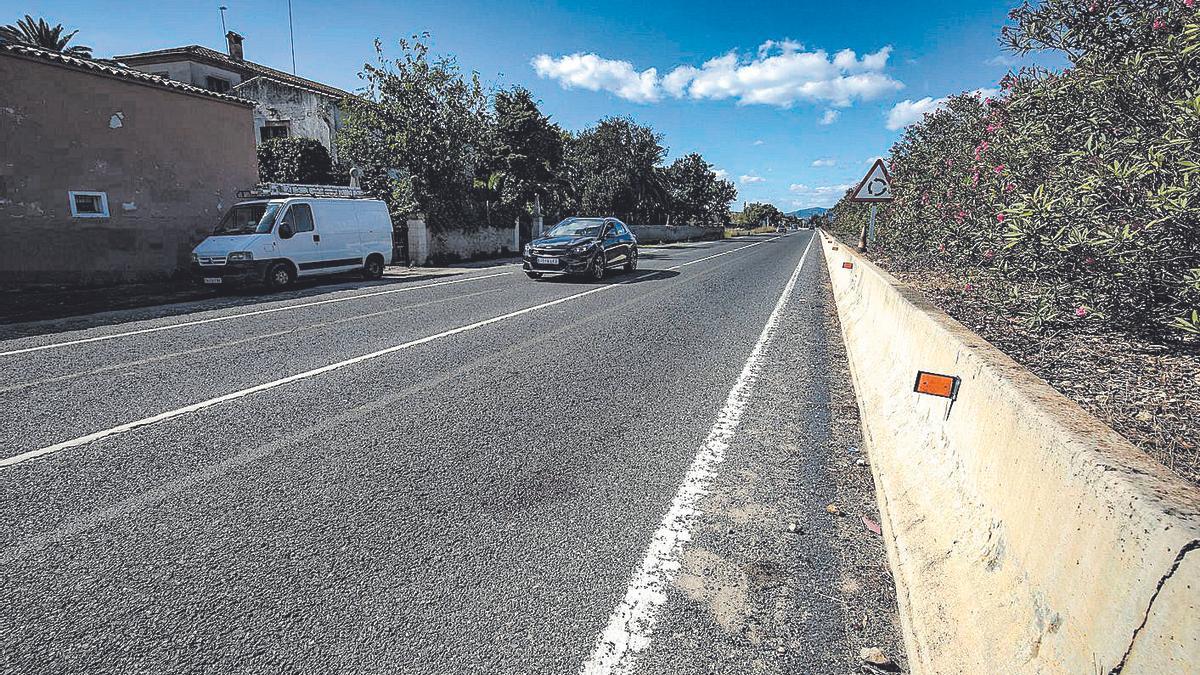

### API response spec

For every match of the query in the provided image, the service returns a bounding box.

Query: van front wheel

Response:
[266,262,294,290]
[363,254,385,280]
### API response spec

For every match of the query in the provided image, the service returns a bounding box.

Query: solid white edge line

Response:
[0,272,655,468]
[0,272,512,358]
[580,233,814,675]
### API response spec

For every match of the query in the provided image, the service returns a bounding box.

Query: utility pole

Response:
[218,5,228,37]
[287,0,297,74]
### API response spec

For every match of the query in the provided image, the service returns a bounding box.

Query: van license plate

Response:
[203,277,223,285]
[536,257,559,265]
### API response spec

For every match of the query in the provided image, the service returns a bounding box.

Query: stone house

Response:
[0,43,258,286]
[115,33,349,161]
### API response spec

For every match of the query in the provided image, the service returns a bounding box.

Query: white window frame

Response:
[68,191,110,218]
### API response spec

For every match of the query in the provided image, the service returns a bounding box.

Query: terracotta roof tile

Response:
[0,42,256,106]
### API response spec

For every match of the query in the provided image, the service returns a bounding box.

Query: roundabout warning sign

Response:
[850,159,892,202]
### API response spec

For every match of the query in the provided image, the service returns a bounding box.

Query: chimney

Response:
[226,31,244,60]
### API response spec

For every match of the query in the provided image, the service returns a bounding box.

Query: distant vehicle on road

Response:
[192,186,393,290]
[523,217,638,280]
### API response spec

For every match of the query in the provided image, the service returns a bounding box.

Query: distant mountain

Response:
[786,207,828,218]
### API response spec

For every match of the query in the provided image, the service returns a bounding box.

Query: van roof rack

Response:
[236,183,366,199]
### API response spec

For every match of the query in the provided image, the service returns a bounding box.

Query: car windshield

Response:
[213,202,280,236]
[546,218,605,238]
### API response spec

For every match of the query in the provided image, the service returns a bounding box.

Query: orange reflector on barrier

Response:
[842,262,854,269]
[914,371,959,399]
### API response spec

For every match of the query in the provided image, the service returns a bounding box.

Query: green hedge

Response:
[833,1,1200,337]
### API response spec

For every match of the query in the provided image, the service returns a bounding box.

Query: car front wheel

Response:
[624,248,638,272]
[266,262,294,290]
[589,253,606,281]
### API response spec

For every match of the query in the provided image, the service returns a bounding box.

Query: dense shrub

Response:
[832,0,1200,337]
[257,137,335,185]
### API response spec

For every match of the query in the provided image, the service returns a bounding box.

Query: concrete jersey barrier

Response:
[818,231,1200,673]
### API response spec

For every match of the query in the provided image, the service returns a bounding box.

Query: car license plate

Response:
[536,256,559,265]
[203,277,223,285]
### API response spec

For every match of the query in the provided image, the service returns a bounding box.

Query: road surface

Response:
[0,231,903,674]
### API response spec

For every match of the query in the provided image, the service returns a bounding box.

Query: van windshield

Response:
[213,203,280,236]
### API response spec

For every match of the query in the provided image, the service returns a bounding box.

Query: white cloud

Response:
[986,54,1020,67]
[740,174,766,184]
[819,109,840,125]
[885,88,1000,130]
[533,40,903,108]
[713,168,730,179]
[752,139,765,146]
[531,53,660,103]
[787,182,853,207]
[811,158,836,167]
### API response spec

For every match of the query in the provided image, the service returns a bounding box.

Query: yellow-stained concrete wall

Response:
[819,232,1199,673]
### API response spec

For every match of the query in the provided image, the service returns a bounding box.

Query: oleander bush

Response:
[257,137,335,186]
[832,0,1200,336]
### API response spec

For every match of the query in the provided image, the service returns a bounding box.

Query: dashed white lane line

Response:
[0,272,512,358]
[581,234,814,675]
[0,272,656,468]
[667,234,787,270]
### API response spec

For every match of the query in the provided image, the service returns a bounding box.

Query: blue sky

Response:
[20,0,1060,210]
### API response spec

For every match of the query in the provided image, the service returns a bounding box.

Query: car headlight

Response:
[523,243,532,255]
[569,242,595,254]
[192,253,199,263]
[227,251,254,262]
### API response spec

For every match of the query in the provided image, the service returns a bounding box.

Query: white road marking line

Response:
[581,234,814,675]
[0,272,511,358]
[0,273,655,468]
[0,289,499,395]
[667,234,788,270]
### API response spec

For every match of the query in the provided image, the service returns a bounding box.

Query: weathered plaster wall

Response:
[629,224,723,244]
[234,77,342,160]
[0,53,257,286]
[428,224,519,262]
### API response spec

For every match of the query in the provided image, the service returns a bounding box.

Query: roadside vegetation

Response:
[335,35,738,232]
[829,0,1200,484]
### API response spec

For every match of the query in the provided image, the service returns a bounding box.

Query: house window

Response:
[260,123,290,142]
[68,191,110,218]
[205,76,231,93]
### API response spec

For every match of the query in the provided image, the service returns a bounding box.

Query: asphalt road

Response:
[0,231,904,674]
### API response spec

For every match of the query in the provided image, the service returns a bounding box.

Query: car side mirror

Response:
[278,222,294,239]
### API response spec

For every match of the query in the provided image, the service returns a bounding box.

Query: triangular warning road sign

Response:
[850,159,892,202]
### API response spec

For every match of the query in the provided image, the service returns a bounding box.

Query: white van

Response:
[192,195,394,290]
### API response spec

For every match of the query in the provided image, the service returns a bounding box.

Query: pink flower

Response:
[1004,182,1016,193]
[938,243,946,253]
[1187,0,1195,8]
[996,213,1006,223]
[1075,306,1089,318]
[964,283,975,292]
[1084,256,1096,265]
[994,164,1006,174]
[946,159,955,167]
[983,249,995,260]
[972,171,980,187]
[1153,18,1166,31]
[986,122,1001,133]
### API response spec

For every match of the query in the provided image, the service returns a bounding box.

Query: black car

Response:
[522,217,639,280]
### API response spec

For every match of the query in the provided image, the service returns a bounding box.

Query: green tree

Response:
[477,86,571,225]
[665,153,737,226]
[0,15,92,58]
[567,117,669,223]
[734,202,784,228]
[257,137,334,185]
[337,34,489,229]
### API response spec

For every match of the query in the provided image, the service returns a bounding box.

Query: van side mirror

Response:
[278,222,294,239]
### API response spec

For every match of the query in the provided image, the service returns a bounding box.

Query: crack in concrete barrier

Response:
[1108,539,1200,675]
